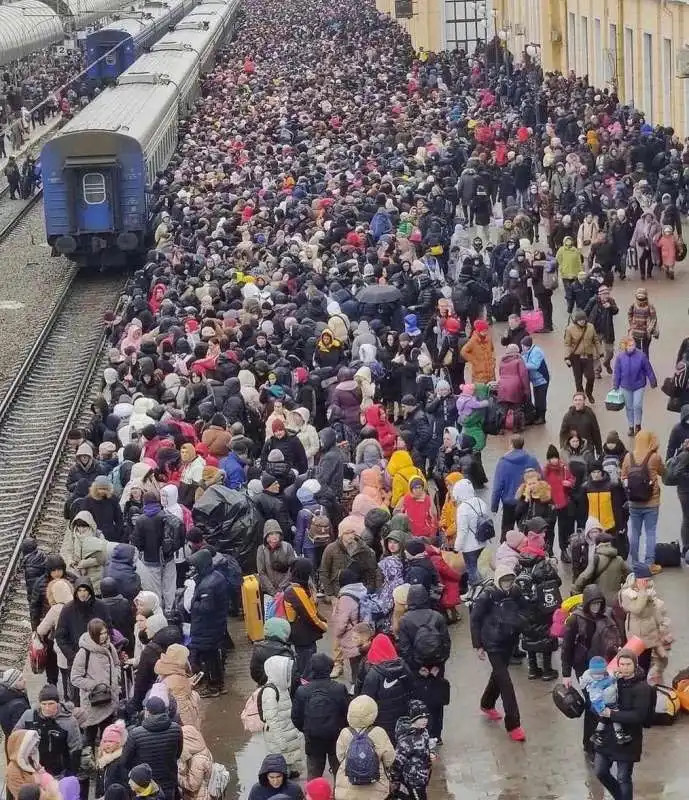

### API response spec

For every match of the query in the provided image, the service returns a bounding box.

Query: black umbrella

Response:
[357,285,402,304]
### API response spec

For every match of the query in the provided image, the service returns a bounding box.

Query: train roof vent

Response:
[152,41,194,50]
[175,19,211,29]
[118,72,172,85]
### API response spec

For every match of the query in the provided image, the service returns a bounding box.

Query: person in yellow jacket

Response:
[439,472,463,549]
[386,448,424,509]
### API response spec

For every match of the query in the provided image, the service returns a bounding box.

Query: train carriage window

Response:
[83,172,106,204]
[105,53,117,65]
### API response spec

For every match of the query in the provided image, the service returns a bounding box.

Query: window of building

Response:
[568,12,576,72]
[444,0,487,54]
[83,172,106,204]
[608,23,617,85]
[643,32,653,120]
[580,16,589,77]
[594,18,602,86]
[663,37,672,125]
[624,27,635,105]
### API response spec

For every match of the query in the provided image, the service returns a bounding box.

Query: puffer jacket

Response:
[70,632,120,727]
[103,543,141,600]
[256,536,296,596]
[461,332,495,383]
[61,510,103,570]
[618,575,671,650]
[36,578,73,669]
[122,710,184,800]
[453,478,490,554]
[261,655,304,772]
[334,696,395,800]
[331,372,362,428]
[573,541,629,605]
[178,725,213,800]
[154,644,201,729]
[331,582,367,658]
[497,352,530,405]
[360,637,412,744]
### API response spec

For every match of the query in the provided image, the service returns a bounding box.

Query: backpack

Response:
[344,728,380,785]
[568,529,589,580]
[265,591,287,620]
[482,400,505,436]
[240,687,264,733]
[504,408,524,433]
[161,513,184,559]
[626,451,655,502]
[303,687,345,740]
[647,685,681,727]
[451,283,471,316]
[535,578,562,614]
[586,613,624,662]
[412,618,446,665]
[308,507,334,546]
[207,762,230,799]
[466,501,495,544]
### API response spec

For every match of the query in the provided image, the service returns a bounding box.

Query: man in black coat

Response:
[315,427,345,499]
[122,695,183,800]
[399,396,432,470]
[559,392,603,456]
[100,577,135,657]
[404,540,441,596]
[55,578,111,671]
[220,377,247,426]
[397,585,450,674]
[291,652,349,779]
[187,549,230,698]
[591,649,652,799]
[253,474,293,539]
[470,565,530,740]
[130,626,183,713]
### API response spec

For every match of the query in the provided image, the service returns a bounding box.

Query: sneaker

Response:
[586,393,595,404]
[508,727,526,742]
[541,669,559,682]
[649,563,663,575]
[481,707,503,721]
[330,663,344,679]
[199,686,220,699]
[634,425,642,435]
[527,667,543,680]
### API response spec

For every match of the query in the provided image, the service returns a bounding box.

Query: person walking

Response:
[621,431,665,573]
[564,311,601,404]
[586,285,618,377]
[521,336,549,424]
[453,478,491,593]
[591,650,652,800]
[612,337,657,436]
[490,435,541,535]
[470,565,528,742]
[626,288,658,357]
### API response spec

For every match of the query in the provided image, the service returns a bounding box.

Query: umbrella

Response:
[357,285,402,304]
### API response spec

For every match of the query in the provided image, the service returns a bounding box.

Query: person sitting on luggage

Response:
[580,656,632,746]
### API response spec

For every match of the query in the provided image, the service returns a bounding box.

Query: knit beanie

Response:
[129,764,153,789]
[305,778,333,800]
[101,720,126,747]
[38,684,60,703]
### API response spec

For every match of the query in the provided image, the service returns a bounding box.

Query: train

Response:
[85,0,196,83]
[0,0,138,65]
[41,0,240,267]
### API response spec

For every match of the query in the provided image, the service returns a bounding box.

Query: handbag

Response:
[661,376,678,397]
[83,650,113,706]
[605,389,625,411]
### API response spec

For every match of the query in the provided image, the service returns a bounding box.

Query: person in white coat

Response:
[291,408,320,468]
[261,655,304,777]
[453,478,491,592]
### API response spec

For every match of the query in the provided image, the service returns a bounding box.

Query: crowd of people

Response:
[3,0,689,797]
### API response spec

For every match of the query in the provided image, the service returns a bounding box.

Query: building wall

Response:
[378,0,689,137]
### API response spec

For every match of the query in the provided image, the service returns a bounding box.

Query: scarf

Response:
[143,501,162,518]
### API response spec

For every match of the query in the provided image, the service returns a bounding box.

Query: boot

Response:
[540,651,558,682]
[527,653,542,680]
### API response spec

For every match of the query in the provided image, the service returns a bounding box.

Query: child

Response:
[390,700,433,800]
[654,224,678,279]
[438,472,462,549]
[397,477,437,539]
[128,765,165,800]
[580,656,631,746]
[542,445,574,562]
[95,721,127,797]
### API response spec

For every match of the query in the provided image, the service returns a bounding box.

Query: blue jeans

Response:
[621,387,644,427]
[628,505,659,565]
[463,548,483,585]
[593,753,634,800]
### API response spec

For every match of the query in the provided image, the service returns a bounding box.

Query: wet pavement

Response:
[202,261,689,799]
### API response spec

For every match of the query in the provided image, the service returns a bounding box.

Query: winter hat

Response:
[128,764,153,789]
[505,343,520,355]
[267,449,285,463]
[526,516,547,532]
[92,475,113,489]
[101,720,126,747]
[145,695,167,715]
[408,699,429,723]
[546,444,559,460]
[302,478,321,496]
[589,460,604,474]
[305,778,332,800]
[261,472,279,489]
[405,539,425,556]
[633,563,653,579]
[505,529,526,550]
[400,394,416,407]
[263,519,282,537]
[588,656,607,674]
[1,668,22,688]
[271,418,286,433]
[474,319,489,333]
[38,684,60,703]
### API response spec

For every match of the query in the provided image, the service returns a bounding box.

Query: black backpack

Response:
[569,529,589,580]
[482,400,505,436]
[535,578,562,614]
[626,451,655,502]
[413,617,446,666]
[451,283,471,316]
[303,687,345,740]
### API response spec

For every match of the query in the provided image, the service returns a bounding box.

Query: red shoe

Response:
[508,727,526,742]
[481,708,503,721]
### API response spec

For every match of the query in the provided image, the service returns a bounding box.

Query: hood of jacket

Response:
[502,449,537,468]
[258,753,288,783]
[135,590,162,616]
[263,654,292,691]
[112,543,137,565]
[451,477,475,503]
[155,643,191,678]
[339,581,368,601]
[406,584,429,610]
[70,510,98,534]
[347,695,378,729]
[318,427,337,451]
[151,625,184,649]
[73,577,95,604]
[366,633,398,664]
[263,617,291,643]
[581,584,606,616]
[308,652,334,680]
[584,516,604,540]
[387,449,414,476]
[48,578,74,606]
[181,725,209,760]
[7,729,40,772]
[77,631,112,655]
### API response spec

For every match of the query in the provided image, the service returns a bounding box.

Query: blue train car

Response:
[42,0,240,267]
[85,0,195,83]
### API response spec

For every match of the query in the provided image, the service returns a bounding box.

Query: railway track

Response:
[0,185,44,243]
[0,271,124,668]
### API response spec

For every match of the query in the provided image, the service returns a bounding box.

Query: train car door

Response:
[74,168,115,232]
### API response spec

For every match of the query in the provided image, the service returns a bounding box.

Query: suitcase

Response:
[241,575,264,642]
[654,541,682,567]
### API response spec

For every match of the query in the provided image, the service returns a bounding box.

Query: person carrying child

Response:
[580,656,632,747]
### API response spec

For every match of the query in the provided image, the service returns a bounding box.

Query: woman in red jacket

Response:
[426,544,462,622]
[542,444,575,563]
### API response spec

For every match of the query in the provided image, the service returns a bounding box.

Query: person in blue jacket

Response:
[521,336,550,424]
[612,336,657,436]
[491,435,541,536]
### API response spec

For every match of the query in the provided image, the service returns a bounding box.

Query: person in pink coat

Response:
[330,567,367,683]
[497,344,531,406]
[493,529,526,573]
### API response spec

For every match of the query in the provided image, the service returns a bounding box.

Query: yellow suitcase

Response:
[241,575,264,642]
